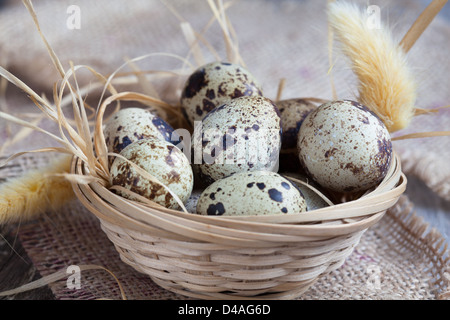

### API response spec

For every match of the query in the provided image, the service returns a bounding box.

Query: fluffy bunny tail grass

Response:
[0,154,74,225]
[328,1,417,133]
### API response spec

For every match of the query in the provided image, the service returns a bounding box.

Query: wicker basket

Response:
[70,150,406,300]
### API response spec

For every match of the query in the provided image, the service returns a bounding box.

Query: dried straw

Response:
[0,264,127,300]
[0,0,446,299]
[0,0,249,222]
[328,0,449,139]
[399,0,448,53]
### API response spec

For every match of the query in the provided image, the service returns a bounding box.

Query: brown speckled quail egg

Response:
[297,100,393,193]
[103,107,181,156]
[278,98,317,150]
[277,98,317,172]
[193,95,282,184]
[110,137,193,209]
[180,61,263,125]
[196,171,307,216]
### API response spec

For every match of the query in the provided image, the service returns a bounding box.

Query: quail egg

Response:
[193,95,282,184]
[103,107,181,156]
[180,61,263,125]
[196,171,307,216]
[297,100,393,193]
[110,137,193,209]
[277,98,317,172]
[184,189,202,214]
[278,98,317,150]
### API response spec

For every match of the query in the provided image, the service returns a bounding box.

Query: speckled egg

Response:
[180,61,263,125]
[103,107,181,156]
[278,98,317,150]
[193,95,282,184]
[196,171,307,216]
[281,172,330,211]
[297,100,393,193]
[110,137,193,209]
[277,98,317,172]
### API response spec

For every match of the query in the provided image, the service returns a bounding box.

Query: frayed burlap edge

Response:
[378,195,450,299]
[399,149,450,202]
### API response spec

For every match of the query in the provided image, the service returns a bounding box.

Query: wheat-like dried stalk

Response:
[0,154,74,224]
[328,0,449,137]
[328,1,417,133]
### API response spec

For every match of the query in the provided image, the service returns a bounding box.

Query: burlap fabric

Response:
[0,0,449,299]
[1,153,448,299]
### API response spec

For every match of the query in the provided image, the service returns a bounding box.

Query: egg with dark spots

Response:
[184,189,202,214]
[278,98,317,150]
[180,61,263,125]
[277,98,317,172]
[193,96,282,183]
[297,100,393,193]
[103,108,181,157]
[196,171,307,216]
[109,137,193,209]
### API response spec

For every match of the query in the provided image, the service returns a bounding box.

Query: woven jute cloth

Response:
[1,153,448,300]
[0,0,449,299]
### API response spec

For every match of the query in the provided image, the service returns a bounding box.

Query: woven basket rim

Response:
[70,151,406,246]
[69,151,406,299]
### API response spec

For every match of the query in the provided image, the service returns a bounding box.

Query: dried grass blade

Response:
[399,0,448,53]
[414,104,450,116]
[327,0,338,100]
[392,131,450,141]
[160,0,221,65]
[21,0,65,78]
[0,148,72,168]
[99,53,194,103]
[0,264,126,300]
[206,0,241,65]
[124,56,161,99]
[68,63,99,178]
[0,111,66,146]
[276,78,286,102]
[0,113,45,156]
[50,172,103,185]
[181,22,207,67]
[0,66,55,118]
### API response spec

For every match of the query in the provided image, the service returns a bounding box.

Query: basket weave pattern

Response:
[71,150,406,299]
